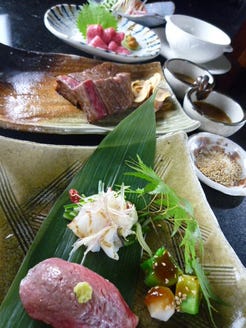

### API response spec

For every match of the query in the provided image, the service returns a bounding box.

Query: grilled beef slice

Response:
[56,63,134,123]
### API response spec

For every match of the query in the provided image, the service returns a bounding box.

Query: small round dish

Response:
[165,14,232,63]
[163,58,214,99]
[44,4,161,63]
[188,132,246,207]
[153,27,231,75]
[117,1,175,27]
[183,88,245,137]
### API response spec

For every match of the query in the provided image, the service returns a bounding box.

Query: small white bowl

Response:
[117,1,175,27]
[163,58,214,99]
[165,14,232,63]
[183,88,245,137]
[188,132,246,206]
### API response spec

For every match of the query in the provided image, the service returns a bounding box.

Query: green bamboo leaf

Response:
[0,96,156,327]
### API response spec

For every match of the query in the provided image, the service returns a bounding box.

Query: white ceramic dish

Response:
[117,1,175,27]
[163,58,215,99]
[183,88,246,137]
[44,4,161,63]
[153,27,231,74]
[165,14,232,63]
[188,132,246,197]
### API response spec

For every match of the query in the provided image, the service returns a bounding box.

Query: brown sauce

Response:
[153,251,178,283]
[194,100,232,123]
[145,286,174,307]
[173,72,195,85]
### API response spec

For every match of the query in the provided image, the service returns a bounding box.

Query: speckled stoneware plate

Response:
[0,43,200,135]
[44,4,161,63]
[1,132,245,327]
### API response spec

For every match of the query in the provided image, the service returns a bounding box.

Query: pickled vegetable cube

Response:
[175,274,201,315]
[141,247,179,287]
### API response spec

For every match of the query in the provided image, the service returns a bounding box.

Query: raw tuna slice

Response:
[86,24,104,43]
[19,258,138,328]
[102,27,116,45]
[107,40,119,52]
[89,35,108,50]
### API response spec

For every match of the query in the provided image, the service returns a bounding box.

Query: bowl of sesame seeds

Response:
[188,132,246,207]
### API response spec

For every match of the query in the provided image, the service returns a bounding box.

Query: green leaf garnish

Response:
[77,1,118,38]
[126,156,203,272]
[65,155,223,326]
[0,90,156,327]
[126,156,221,327]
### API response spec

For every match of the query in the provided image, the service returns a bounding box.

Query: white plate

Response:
[188,132,246,196]
[117,1,175,27]
[154,27,232,74]
[44,4,161,63]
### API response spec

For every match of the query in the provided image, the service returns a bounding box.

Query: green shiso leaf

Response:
[0,96,156,327]
[77,1,118,38]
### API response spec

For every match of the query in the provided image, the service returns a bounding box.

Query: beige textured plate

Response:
[0,43,200,135]
[0,132,245,327]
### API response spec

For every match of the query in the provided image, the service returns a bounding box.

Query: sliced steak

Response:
[93,73,133,114]
[19,258,139,328]
[68,62,119,82]
[80,79,108,122]
[56,63,134,123]
[55,75,81,107]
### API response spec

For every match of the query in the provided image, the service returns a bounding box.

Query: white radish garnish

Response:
[144,286,175,322]
[68,184,138,262]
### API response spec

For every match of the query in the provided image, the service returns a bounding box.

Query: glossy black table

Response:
[0,0,245,266]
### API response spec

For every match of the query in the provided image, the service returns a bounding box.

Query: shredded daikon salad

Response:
[66,182,138,262]
[101,0,147,15]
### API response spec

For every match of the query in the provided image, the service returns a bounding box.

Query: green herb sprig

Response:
[126,156,222,327]
[63,156,223,326]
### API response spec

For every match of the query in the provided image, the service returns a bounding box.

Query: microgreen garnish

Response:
[64,156,222,326]
[126,156,203,271]
[77,1,118,38]
[126,156,222,327]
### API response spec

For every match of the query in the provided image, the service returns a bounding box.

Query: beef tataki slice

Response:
[55,62,134,123]
[56,75,81,107]
[81,79,108,122]
[55,62,120,106]
[93,73,133,115]
[68,62,120,83]
[19,258,139,328]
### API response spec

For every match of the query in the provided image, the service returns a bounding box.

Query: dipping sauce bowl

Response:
[183,88,245,137]
[163,58,214,99]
